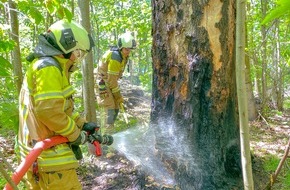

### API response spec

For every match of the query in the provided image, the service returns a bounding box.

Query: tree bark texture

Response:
[245,54,258,121]
[9,0,23,94]
[78,0,97,122]
[236,0,254,189]
[260,0,268,114]
[273,20,283,111]
[151,0,242,189]
[245,25,258,121]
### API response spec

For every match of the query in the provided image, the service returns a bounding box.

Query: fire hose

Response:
[4,130,113,190]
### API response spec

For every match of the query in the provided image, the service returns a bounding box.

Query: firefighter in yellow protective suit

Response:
[17,20,98,190]
[95,32,136,134]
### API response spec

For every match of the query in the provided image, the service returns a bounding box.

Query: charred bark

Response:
[151,0,242,189]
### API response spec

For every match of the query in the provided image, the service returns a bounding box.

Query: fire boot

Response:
[113,109,119,122]
[105,109,116,135]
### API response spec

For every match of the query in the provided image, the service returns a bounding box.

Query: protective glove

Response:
[69,131,87,146]
[98,79,109,99]
[83,122,100,134]
[68,131,87,160]
[112,91,124,105]
[71,145,83,160]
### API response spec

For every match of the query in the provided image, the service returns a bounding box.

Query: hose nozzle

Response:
[88,132,114,145]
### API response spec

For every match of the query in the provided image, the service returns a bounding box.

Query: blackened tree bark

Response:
[151,0,242,189]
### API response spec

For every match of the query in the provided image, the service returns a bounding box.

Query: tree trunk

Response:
[236,0,254,189]
[261,0,268,114]
[273,20,283,111]
[245,54,258,121]
[9,0,23,94]
[78,0,97,122]
[151,0,242,189]
[90,3,100,65]
[245,26,257,121]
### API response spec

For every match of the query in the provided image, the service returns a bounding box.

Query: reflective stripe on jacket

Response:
[18,56,84,172]
[97,50,128,93]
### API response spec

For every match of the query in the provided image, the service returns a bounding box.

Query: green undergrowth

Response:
[283,98,290,110]
[0,178,26,190]
[0,101,18,135]
[114,116,138,132]
[262,155,290,190]
[250,112,290,190]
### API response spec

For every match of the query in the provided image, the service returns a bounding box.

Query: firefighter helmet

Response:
[118,32,136,49]
[46,20,94,54]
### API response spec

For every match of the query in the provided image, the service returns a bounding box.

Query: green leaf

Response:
[0,40,15,52]
[261,0,290,25]
[56,7,65,19]
[45,0,58,15]
[63,7,73,22]
[28,7,44,24]
[0,101,19,132]
[0,56,12,76]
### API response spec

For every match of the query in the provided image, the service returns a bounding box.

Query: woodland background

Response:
[0,0,290,189]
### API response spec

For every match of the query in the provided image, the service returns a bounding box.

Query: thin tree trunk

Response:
[236,0,254,189]
[274,20,283,111]
[245,23,258,121]
[246,57,258,121]
[78,0,96,122]
[90,4,100,64]
[261,0,268,114]
[247,3,260,101]
[9,0,23,94]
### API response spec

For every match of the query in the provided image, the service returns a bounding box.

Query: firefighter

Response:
[95,32,136,134]
[17,20,98,190]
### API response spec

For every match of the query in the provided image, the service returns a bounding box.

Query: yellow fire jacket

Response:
[97,49,128,94]
[18,56,85,172]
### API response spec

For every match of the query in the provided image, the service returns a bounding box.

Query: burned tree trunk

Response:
[151,0,242,189]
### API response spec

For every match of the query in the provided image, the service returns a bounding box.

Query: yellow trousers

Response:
[25,169,82,190]
[96,84,120,131]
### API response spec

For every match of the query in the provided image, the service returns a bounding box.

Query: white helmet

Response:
[117,32,136,49]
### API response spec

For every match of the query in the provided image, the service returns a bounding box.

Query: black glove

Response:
[68,131,87,160]
[88,133,114,146]
[71,145,83,160]
[83,122,100,134]
[69,131,87,146]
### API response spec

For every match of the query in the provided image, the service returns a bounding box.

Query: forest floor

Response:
[0,81,290,189]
